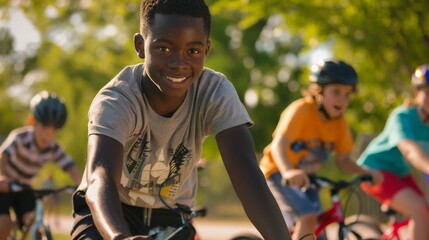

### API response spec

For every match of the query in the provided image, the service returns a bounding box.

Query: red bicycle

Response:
[232,174,383,240]
[375,204,409,240]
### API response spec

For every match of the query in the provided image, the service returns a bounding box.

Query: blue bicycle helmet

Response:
[411,64,429,88]
[30,91,67,129]
[310,60,358,88]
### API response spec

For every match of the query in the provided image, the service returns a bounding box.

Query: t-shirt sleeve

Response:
[52,145,75,171]
[204,79,253,136]
[387,110,414,146]
[272,101,305,140]
[0,131,17,156]
[88,87,137,145]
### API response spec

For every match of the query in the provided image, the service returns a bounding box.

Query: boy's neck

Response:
[141,77,186,118]
[418,106,429,124]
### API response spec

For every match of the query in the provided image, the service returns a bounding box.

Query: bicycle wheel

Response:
[341,221,382,240]
[33,226,53,240]
[344,215,383,240]
[230,233,263,240]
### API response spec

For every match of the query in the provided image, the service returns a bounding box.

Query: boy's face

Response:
[320,84,353,118]
[33,122,57,150]
[136,14,210,98]
[415,86,429,113]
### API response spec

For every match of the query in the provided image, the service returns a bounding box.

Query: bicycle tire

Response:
[33,226,53,240]
[230,233,263,240]
[342,221,383,240]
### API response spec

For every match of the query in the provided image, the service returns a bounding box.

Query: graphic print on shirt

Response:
[290,138,334,168]
[123,133,192,205]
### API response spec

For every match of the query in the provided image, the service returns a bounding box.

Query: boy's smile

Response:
[136,13,210,115]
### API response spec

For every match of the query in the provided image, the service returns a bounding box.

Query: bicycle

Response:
[371,204,409,240]
[8,181,76,240]
[232,174,383,240]
[144,169,265,240]
[348,173,428,240]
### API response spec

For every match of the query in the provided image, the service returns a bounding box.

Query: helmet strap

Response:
[318,104,331,121]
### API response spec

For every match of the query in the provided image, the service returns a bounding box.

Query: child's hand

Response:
[281,169,309,188]
[365,169,383,185]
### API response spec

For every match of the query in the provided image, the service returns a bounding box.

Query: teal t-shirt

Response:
[357,105,429,176]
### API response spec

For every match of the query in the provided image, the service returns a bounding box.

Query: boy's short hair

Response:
[140,0,211,38]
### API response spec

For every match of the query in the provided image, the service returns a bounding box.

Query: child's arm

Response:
[335,152,367,175]
[66,164,82,186]
[271,135,309,187]
[398,139,429,174]
[0,154,6,177]
[216,124,292,240]
[335,153,383,184]
[84,134,139,239]
[0,155,8,192]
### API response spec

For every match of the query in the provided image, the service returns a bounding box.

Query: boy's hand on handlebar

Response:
[282,169,309,188]
[362,169,383,185]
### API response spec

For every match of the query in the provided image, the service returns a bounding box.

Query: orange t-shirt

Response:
[259,97,353,178]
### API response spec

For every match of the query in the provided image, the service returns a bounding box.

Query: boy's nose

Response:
[168,54,189,69]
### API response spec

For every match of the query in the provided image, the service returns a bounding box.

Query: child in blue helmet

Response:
[357,64,429,239]
[0,91,82,240]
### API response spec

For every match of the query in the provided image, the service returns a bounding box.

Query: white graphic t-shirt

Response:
[86,64,253,208]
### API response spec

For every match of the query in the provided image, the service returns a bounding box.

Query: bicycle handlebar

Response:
[9,181,76,198]
[175,204,207,218]
[308,174,372,194]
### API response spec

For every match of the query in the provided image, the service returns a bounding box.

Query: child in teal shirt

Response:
[357,64,429,240]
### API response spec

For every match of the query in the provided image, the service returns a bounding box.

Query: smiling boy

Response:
[70,0,291,239]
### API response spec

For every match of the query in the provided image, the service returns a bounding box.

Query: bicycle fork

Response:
[31,198,49,239]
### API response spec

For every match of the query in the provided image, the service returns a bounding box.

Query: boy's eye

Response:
[188,48,201,55]
[156,46,170,53]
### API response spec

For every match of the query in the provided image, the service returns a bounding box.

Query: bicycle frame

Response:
[30,196,51,240]
[315,195,345,236]
[8,182,75,240]
[381,217,409,240]
[288,175,374,239]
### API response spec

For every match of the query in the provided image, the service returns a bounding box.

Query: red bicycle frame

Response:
[315,196,344,236]
[381,218,409,240]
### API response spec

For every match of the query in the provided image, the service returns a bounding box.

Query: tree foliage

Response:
[212,0,429,135]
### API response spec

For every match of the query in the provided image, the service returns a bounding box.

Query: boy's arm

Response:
[66,164,82,186]
[0,154,7,177]
[335,153,383,184]
[335,153,367,175]
[0,154,9,192]
[216,124,292,240]
[398,139,429,174]
[85,134,135,239]
[271,135,308,187]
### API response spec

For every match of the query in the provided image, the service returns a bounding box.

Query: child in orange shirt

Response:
[259,60,380,240]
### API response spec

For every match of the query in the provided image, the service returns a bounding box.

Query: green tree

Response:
[212,0,429,135]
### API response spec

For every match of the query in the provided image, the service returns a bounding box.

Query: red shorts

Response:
[361,170,424,205]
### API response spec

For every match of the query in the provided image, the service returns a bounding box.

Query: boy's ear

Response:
[205,40,211,56]
[134,33,145,59]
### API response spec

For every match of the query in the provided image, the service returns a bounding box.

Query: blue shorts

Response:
[267,172,321,222]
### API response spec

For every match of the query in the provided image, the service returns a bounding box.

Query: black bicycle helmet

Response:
[30,91,67,129]
[309,60,358,87]
[411,64,429,88]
